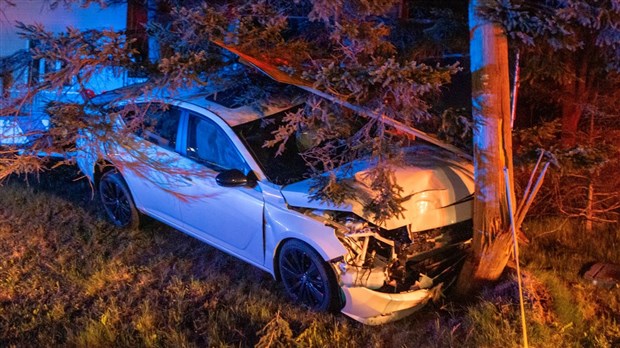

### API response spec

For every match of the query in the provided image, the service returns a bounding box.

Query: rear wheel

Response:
[99,170,139,229]
[278,240,341,312]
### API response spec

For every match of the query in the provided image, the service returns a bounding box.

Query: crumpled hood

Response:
[280,146,474,231]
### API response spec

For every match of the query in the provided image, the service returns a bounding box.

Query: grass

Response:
[0,166,618,347]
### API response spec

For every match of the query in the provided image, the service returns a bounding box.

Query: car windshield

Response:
[233,106,310,185]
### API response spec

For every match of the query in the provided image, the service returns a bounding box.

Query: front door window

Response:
[186,113,247,172]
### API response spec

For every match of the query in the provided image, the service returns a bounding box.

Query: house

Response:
[0,1,128,57]
[0,1,146,146]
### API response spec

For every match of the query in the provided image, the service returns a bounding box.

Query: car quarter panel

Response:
[75,134,97,182]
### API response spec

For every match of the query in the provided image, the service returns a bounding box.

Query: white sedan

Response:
[76,85,474,325]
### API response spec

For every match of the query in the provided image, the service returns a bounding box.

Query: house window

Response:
[27,39,40,84]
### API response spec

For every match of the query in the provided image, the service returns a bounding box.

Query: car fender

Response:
[263,201,347,273]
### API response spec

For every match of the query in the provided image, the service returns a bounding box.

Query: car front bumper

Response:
[340,286,432,325]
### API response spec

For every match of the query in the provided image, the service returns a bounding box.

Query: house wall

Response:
[0,1,127,56]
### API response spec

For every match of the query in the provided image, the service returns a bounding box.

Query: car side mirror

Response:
[215,169,256,187]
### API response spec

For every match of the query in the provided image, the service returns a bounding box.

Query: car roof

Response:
[178,89,300,127]
[91,69,303,127]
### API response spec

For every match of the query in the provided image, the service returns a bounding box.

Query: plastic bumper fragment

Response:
[340,286,431,325]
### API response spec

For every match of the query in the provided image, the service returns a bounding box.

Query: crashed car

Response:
[76,82,474,325]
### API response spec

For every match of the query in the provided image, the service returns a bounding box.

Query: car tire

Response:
[278,239,342,312]
[99,170,140,229]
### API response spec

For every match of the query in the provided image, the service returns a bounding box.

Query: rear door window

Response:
[132,103,182,151]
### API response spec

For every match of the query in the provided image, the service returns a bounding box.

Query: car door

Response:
[115,103,185,224]
[172,110,265,265]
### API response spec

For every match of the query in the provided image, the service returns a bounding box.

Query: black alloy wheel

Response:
[99,170,139,229]
[278,240,341,312]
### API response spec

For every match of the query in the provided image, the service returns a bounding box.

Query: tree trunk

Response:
[585,109,596,233]
[397,0,409,21]
[585,178,594,233]
[560,54,588,148]
[456,0,514,296]
[561,101,583,148]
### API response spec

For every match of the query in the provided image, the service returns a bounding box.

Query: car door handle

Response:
[180,175,193,182]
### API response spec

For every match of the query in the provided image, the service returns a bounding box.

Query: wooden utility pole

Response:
[456,0,515,295]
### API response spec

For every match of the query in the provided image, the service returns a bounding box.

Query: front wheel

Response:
[278,240,341,312]
[99,170,140,229]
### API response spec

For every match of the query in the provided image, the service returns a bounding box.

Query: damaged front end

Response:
[310,210,472,325]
